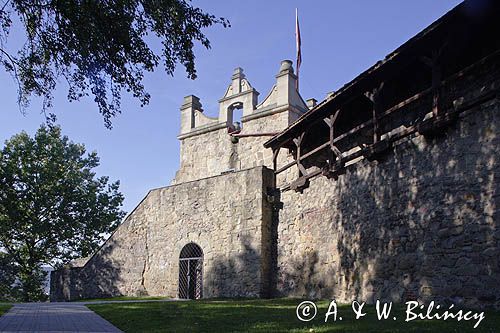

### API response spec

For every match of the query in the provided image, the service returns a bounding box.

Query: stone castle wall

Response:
[51,52,500,308]
[174,111,293,183]
[51,60,305,301]
[51,166,274,301]
[275,95,500,308]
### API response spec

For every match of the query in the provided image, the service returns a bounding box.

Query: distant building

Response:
[52,0,500,308]
[42,266,53,295]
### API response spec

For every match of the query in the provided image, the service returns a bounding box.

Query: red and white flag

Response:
[295,8,302,90]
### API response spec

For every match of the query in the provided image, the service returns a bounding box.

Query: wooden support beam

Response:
[421,46,446,116]
[297,161,307,176]
[320,109,346,178]
[275,141,329,174]
[272,148,280,172]
[289,176,310,193]
[285,169,320,192]
[431,55,442,116]
[293,132,307,177]
[362,139,391,161]
[271,147,280,188]
[323,109,340,128]
[364,81,384,144]
[325,110,342,167]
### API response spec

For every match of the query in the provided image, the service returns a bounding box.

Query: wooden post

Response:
[421,45,446,116]
[293,132,307,177]
[431,55,441,116]
[272,148,280,173]
[323,109,341,168]
[364,82,384,144]
[272,147,280,188]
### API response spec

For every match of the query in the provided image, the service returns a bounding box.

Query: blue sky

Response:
[0,1,462,214]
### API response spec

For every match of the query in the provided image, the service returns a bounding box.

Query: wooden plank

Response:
[282,169,322,192]
[379,88,431,118]
[231,132,280,138]
[275,141,330,174]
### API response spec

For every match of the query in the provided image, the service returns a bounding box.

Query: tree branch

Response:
[0,47,25,113]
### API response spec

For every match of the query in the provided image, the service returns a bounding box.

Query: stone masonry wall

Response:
[238,112,292,171]
[51,166,274,301]
[275,100,500,308]
[174,127,235,184]
[174,111,291,184]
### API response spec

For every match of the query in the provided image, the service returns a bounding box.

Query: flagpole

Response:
[295,8,301,92]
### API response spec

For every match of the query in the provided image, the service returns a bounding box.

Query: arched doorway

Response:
[178,243,203,299]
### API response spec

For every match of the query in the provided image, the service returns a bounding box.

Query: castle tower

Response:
[174,60,308,184]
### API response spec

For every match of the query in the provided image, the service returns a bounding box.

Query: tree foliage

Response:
[0,252,20,301]
[0,1,229,128]
[0,124,125,301]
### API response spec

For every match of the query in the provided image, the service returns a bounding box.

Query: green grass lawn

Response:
[0,304,12,317]
[76,296,169,302]
[88,298,500,332]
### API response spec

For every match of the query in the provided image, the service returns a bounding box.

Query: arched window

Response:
[228,101,243,130]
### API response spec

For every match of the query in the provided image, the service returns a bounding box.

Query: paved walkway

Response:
[0,303,122,332]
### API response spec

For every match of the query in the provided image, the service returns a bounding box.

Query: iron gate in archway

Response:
[178,243,203,299]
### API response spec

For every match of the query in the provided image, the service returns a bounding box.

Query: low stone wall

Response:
[50,267,83,302]
[51,166,274,301]
[275,100,500,308]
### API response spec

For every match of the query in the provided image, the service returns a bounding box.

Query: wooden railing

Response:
[273,49,500,192]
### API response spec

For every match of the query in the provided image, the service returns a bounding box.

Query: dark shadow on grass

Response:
[88,298,500,333]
